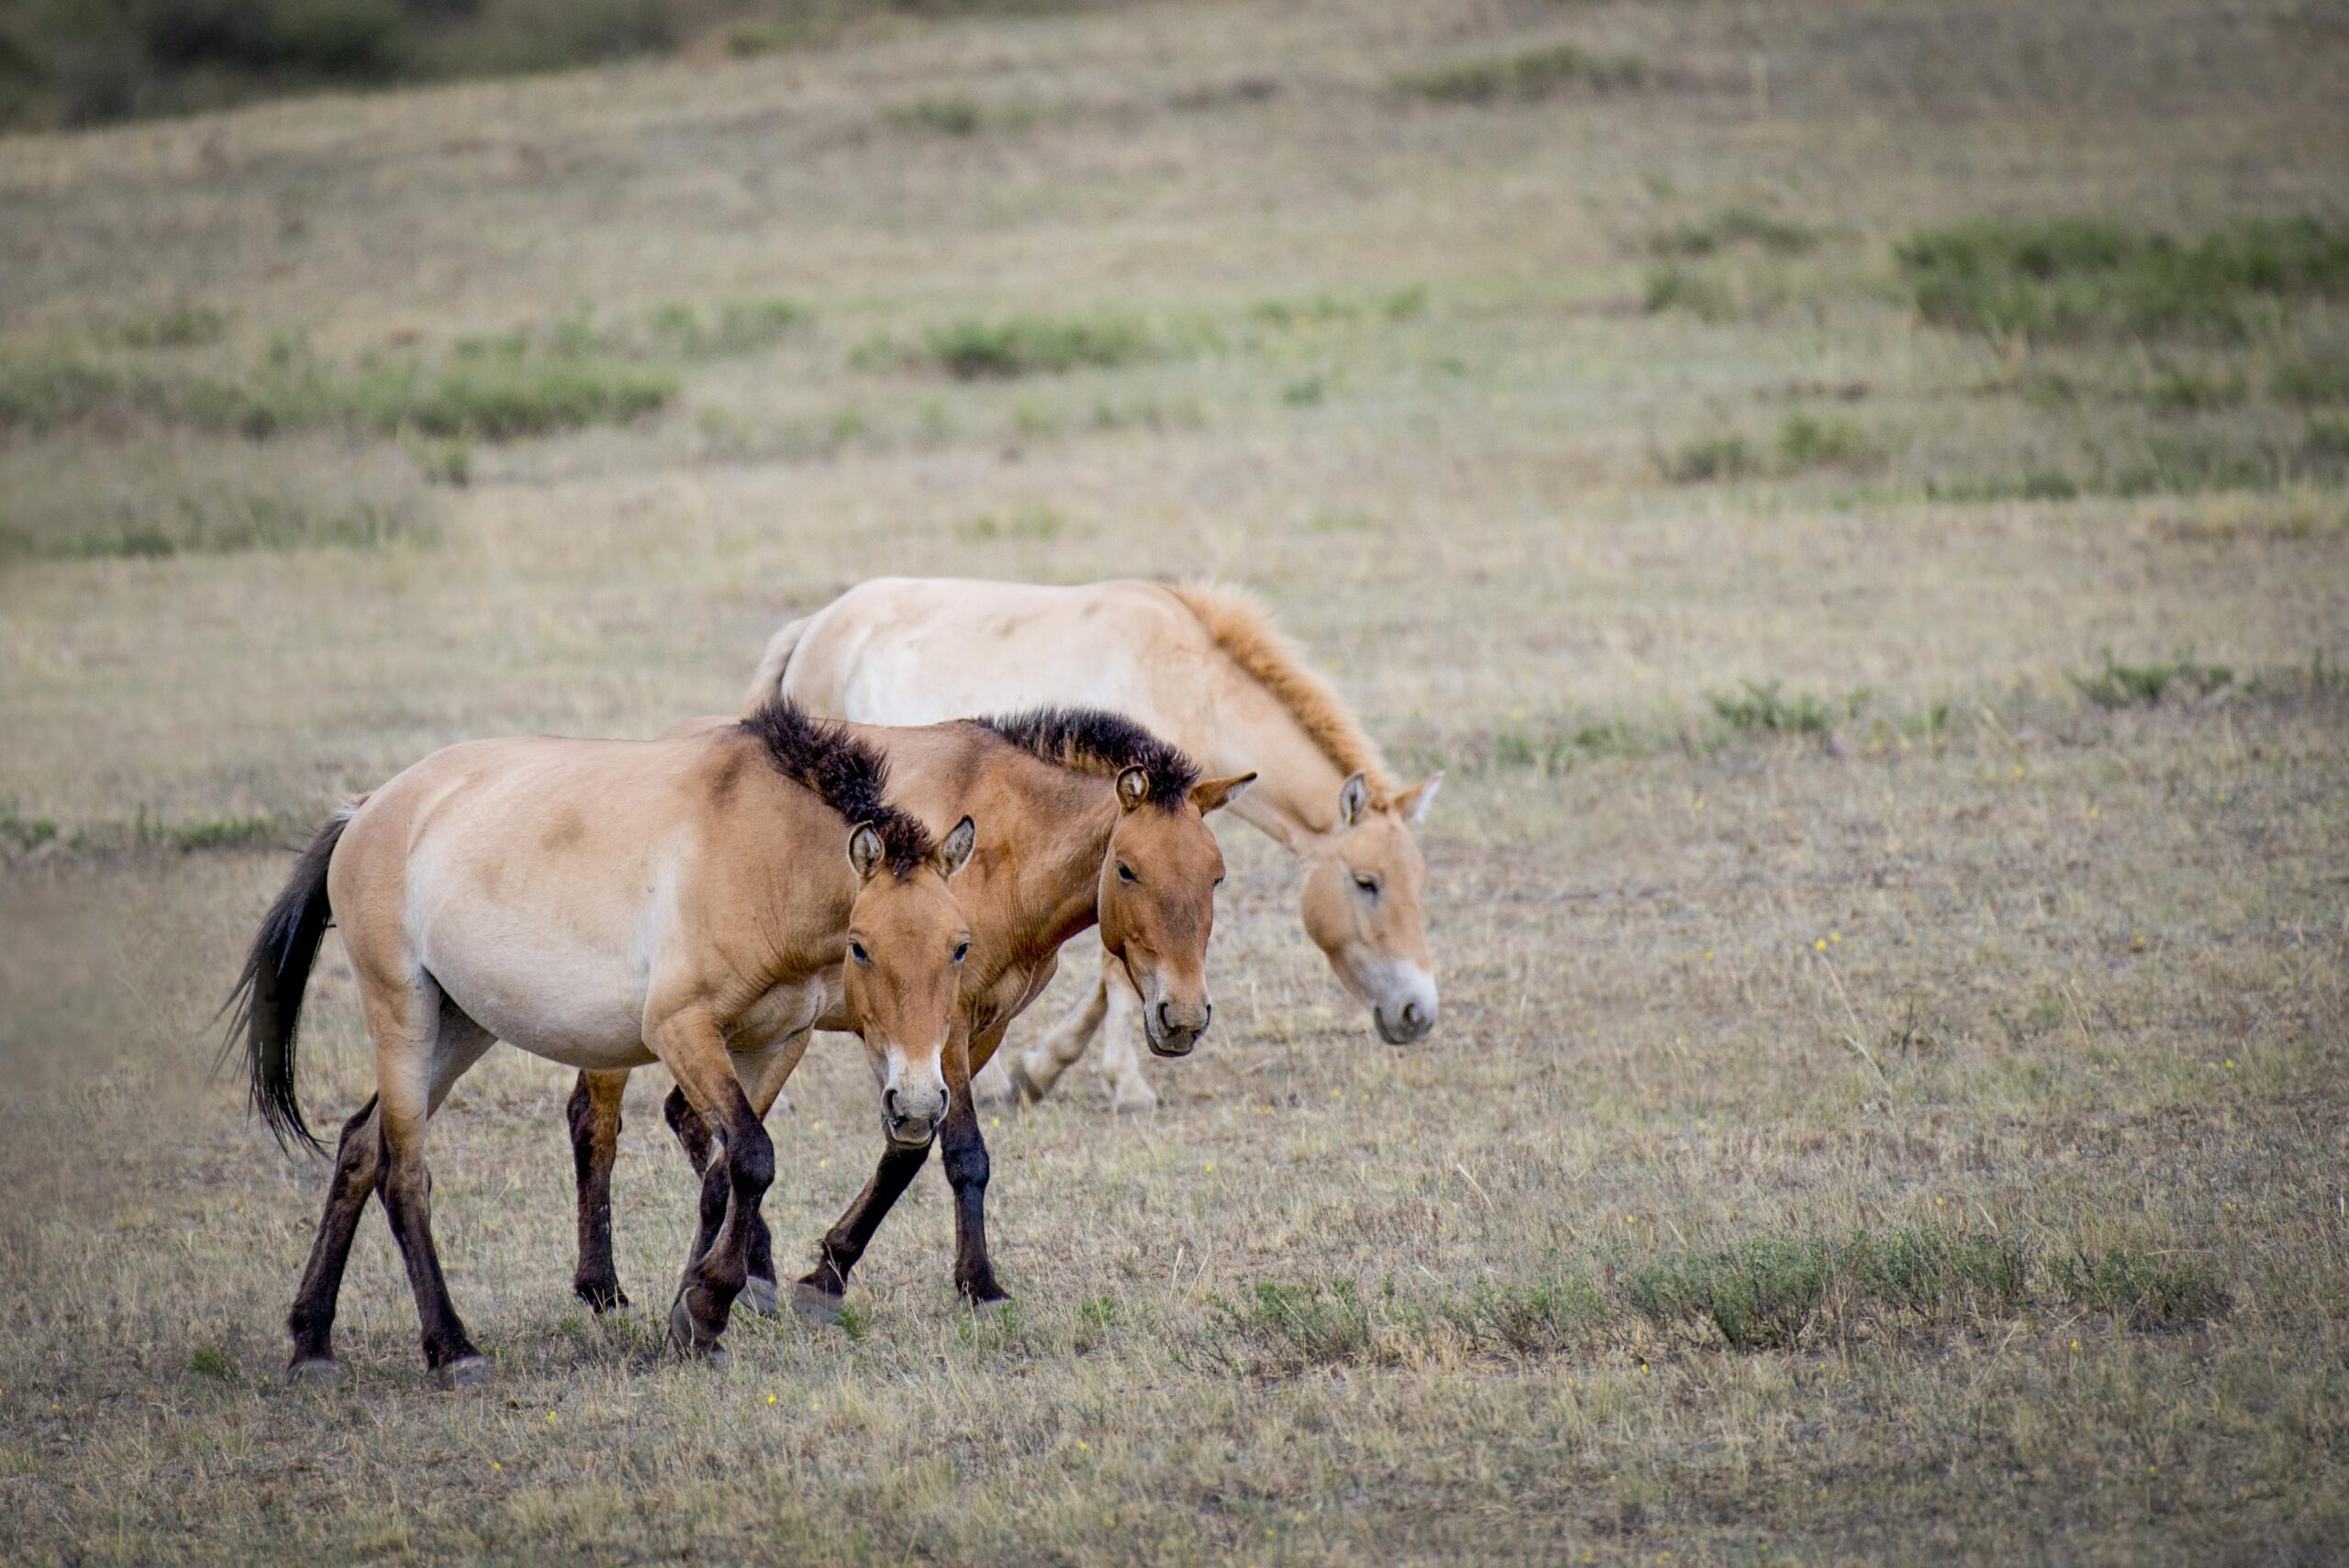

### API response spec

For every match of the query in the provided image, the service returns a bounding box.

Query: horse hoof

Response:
[1110,1086,1159,1116]
[576,1282,630,1315]
[434,1355,488,1391]
[740,1275,780,1318]
[788,1282,845,1327]
[285,1357,340,1387]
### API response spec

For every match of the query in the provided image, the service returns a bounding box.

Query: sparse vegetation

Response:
[2071,650,2234,708]
[2272,351,2349,406]
[1396,42,1645,104]
[2053,1247,2231,1330]
[1710,679,1834,736]
[1652,207,1820,259]
[920,314,1156,378]
[1898,215,2349,339]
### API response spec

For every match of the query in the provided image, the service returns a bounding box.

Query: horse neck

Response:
[982,768,1115,960]
[1196,661,1352,852]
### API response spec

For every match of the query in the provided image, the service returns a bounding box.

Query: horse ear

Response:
[847,822,886,882]
[1393,773,1442,824]
[1337,771,1369,827]
[1190,772,1255,816]
[933,816,977,879]
[1116,765,1151,813]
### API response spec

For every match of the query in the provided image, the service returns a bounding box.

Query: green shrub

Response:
[1628,1234,1838,1351]
[2273,352,2349,406]
[1209,1279,1375,1368]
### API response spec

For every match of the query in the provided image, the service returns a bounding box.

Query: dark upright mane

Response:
[976,706,1201,808]
[740,699,933,875]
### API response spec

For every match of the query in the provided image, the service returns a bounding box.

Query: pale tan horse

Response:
[224,702,974,1385]
[745,577,1440,1112]
[563,707,1252,1318]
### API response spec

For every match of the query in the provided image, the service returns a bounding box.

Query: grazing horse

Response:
[566,707,1252,1318]
[744,576,1440,1112]
[224,702,974,1385]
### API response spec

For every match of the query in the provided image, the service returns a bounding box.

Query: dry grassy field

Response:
[4,0,2347,1561]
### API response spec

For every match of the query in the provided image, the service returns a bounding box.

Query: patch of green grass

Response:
[0,802,61,852]
[1643,261,1740,322]
[2053,1247,2230,1330]
[1209,1278,1375,1369]
[891,94,985,135]
[1897,215,2349,340]
[186,1345,237,1381]
[921,314,1155,378]
[1710,680,1833,737]
[340,352,676,439]
[1776,412,1876,471]
[0,490,432,564]
[1397,42,1645,104]
[2146,364,2248,413]
[1439,1264,1609,1353]
[110,303,228,349]
[2070,650,2233,708]
[2271,351,2349,406]
[1924,471,2083,504]
[1280,374,1328,406]
[1662,432,1759,482]
[959,504,1066,542]
[640,297,808,359]
[1653,207,1819,259]
[1627,1233,1837,1350]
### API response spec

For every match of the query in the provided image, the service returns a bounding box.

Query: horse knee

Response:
[728,1118,774,1199]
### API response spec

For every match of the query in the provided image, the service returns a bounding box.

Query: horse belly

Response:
[416,907,655,1070]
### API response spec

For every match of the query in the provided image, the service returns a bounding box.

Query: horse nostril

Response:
[1403,1001,1424,1029]
[884,1086,899,1118]
[1199,1001,1212,1033]
[1157,1000,1174,1035]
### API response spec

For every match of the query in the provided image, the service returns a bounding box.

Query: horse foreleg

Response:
[655,1010,774,1362]
[942,1023,1007,1304]
[567,1071,631,1313]
[668,1029,813,1317]
[792,1137,930,1324]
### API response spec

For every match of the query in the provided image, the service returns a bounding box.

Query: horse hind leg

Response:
[361,970,493,1387]
[283,987,492,1385]
[284,1095,384,1384]
[1096,968,1158,1115]
[569,1071,631,1313]
[996,972,1111,1106]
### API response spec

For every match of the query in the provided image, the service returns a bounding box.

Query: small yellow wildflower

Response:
[2225,1059,2235,1070]
[1813,938,1828,952]
[492,1461,502,1472]
[1077,1440,1089,1451]
[1829,930,1841,944]
[767,1394,777,1406]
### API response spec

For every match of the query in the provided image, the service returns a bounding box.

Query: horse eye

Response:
[952,940,971,963]
[1117,862,1137,884]
[849,940,871,965]
[1354,873,1381,895]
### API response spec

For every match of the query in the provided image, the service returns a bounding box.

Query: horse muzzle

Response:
[1144,998,1211,1058]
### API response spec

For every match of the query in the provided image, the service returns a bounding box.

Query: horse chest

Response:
[731,971,837,1051]
[970,956,1057,1038]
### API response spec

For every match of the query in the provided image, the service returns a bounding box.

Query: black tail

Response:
[219,810,350,1154]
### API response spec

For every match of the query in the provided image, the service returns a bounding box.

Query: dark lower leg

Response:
[674,1105,773,1348]
[568,1073,629,1312]
[375,1122,477,1372]
[939,1096,1005,1304]
[798,1141,931,1300]
[666,1084,774,1290]
[285,1096,383,1367]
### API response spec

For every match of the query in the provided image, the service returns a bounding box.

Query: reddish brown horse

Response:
[566,707,1251,1318]
[227,703,974,1385]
